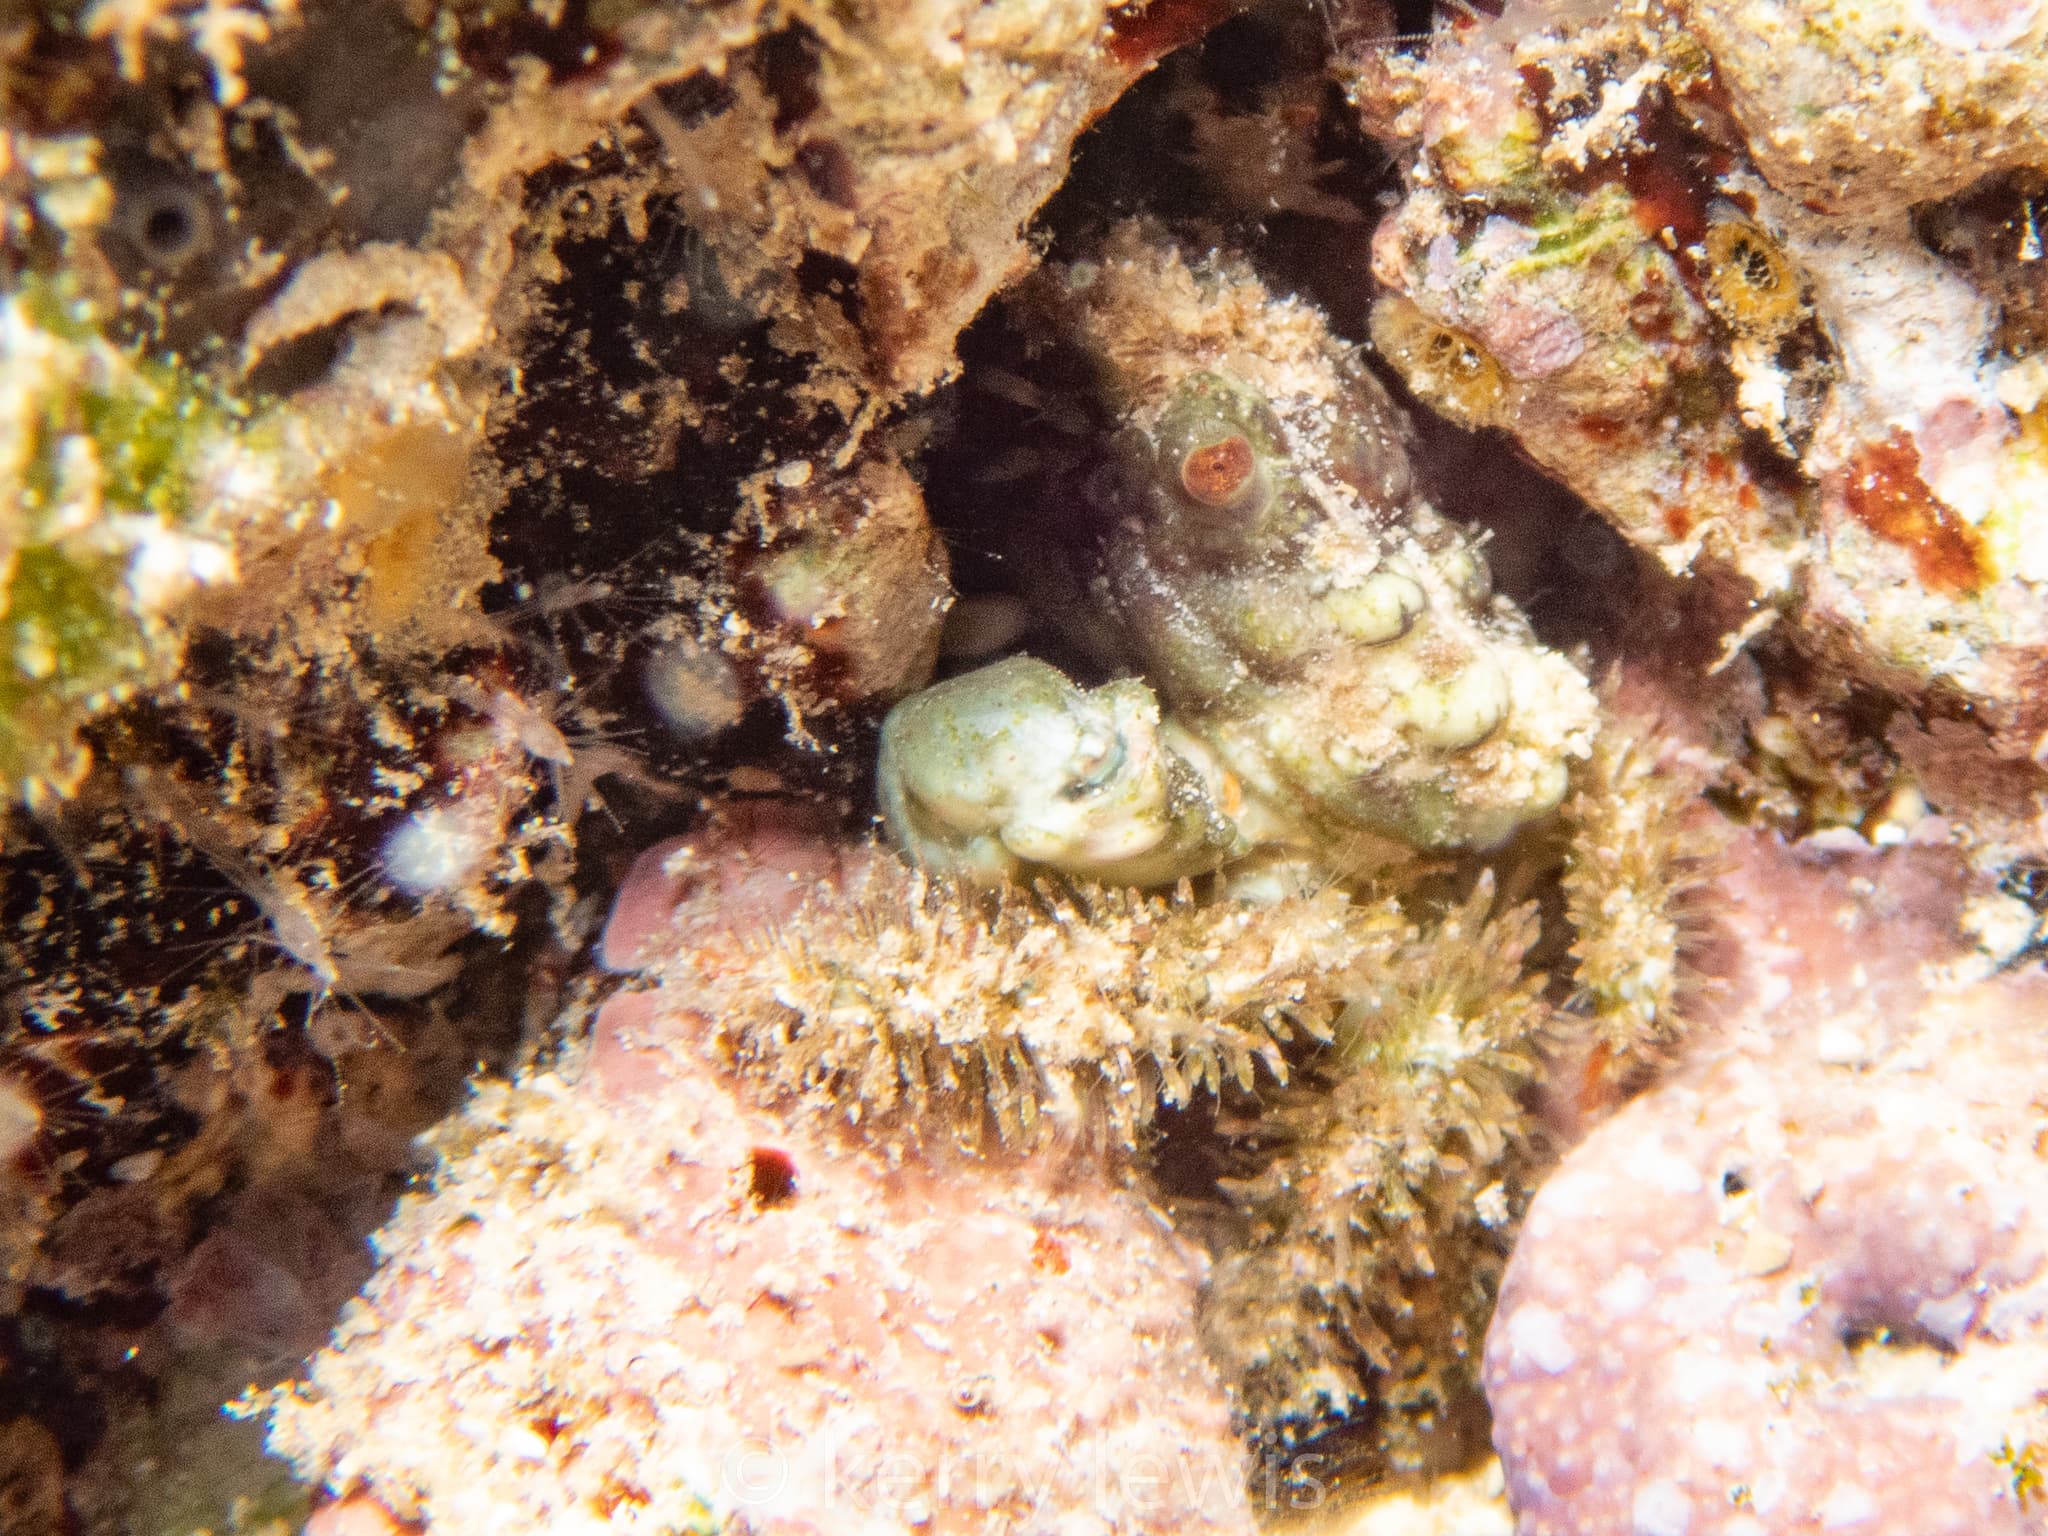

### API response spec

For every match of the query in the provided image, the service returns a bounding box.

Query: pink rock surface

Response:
[270,813,1254,1536]
[1486,830,2048,1535]
[305,1496,414,1536]
[597,802,854,972]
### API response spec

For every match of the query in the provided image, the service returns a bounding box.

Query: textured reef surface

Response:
[1492,826,2048,1536]
[3,1,2048,1534]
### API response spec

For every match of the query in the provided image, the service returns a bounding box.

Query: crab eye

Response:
[1179,434,1257,508]
[1060,731,1127,800]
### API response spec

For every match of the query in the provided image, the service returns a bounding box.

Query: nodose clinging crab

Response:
[883,222,1596,884]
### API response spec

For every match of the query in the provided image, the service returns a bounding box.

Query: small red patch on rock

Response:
[1105,0,1236,68]
[746,1146,798,1207]
[1839,430,1989,594]
[1619,134,1717,249]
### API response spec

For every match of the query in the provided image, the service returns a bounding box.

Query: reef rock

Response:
[1486,826,2048,1534]
[1356,1,2048,739]
[265,807,1256,1536]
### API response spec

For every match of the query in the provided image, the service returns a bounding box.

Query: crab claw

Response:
[877,656,1249,885]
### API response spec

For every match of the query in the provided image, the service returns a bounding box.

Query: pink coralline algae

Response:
[1486,827,2048,1535]
[1911,0,2043,48]
[264,810,1255,1536]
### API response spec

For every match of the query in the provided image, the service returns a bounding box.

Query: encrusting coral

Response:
[265,995,1257,1536]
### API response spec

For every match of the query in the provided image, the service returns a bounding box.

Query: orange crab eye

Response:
[1179,434,1256,507]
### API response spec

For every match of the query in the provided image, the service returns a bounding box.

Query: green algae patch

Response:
[0,281,256,801]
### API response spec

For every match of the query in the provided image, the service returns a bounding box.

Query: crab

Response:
[881,225,1597,884]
